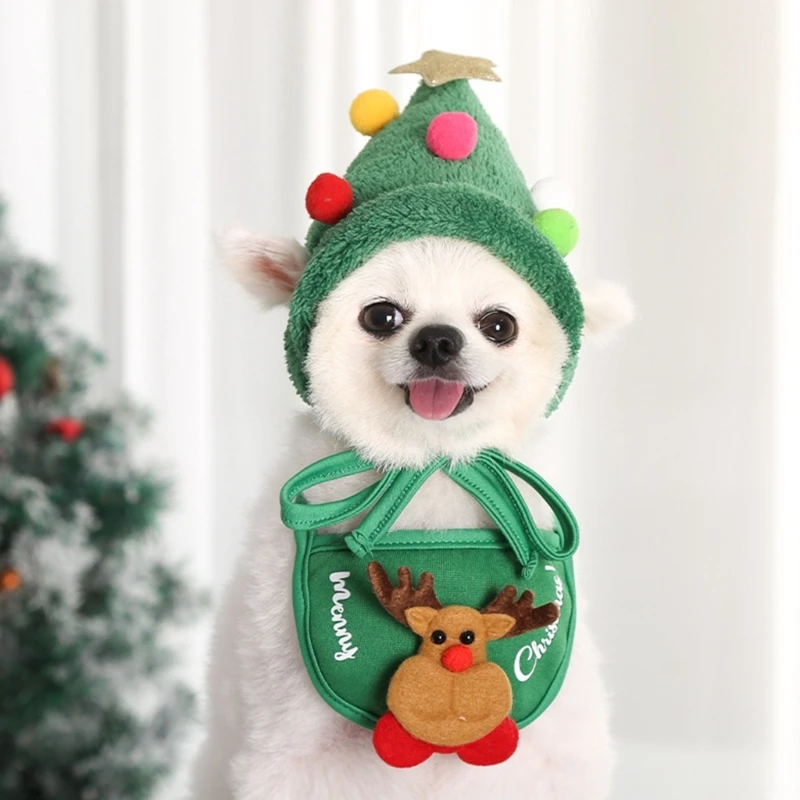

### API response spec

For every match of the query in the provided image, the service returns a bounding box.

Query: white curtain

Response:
[1,1,797,797]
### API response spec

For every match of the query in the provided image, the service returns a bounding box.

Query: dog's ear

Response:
[218,228,310,307]
[580,280,635,342]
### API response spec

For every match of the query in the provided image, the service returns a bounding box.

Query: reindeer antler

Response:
[367,562,443,627]
[482,586,560,638]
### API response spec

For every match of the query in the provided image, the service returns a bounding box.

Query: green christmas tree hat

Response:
[287,50,583,412]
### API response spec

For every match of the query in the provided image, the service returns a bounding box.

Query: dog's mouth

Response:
[402,378,486,421]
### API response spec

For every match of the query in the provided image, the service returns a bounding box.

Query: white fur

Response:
[189,235,629,800]
[307,238,568,469]
[219,229,308,307]
[579,280,635,343]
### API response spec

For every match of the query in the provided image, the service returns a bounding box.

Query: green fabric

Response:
[285,78,585,413]
[305,80,536,253]
[280,449,578,731]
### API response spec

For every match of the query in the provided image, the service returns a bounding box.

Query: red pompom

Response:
[373,713,435,768]
[47,417,85,443]
[0,356,15,399]
[305,173,354,224]
[441,644,473,672]
[457,717,519,766]
[373,712,519,768]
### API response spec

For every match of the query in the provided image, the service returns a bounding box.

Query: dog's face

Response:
[306,238,568,466]
[222,230,633,468]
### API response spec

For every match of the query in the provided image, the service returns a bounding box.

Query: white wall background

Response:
[1,1,798,798]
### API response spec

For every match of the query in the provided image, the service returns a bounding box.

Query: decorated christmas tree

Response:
[0,203,203,799]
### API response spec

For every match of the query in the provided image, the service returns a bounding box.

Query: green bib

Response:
[280,449,579,732]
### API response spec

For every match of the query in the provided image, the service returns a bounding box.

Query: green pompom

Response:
[533,209,579,257]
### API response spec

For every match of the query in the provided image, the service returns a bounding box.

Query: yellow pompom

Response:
[349,89,399,136]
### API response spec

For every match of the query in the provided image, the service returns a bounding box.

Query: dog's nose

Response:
[409,324,464,368]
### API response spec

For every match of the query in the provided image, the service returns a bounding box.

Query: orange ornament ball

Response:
[1,567,22,593]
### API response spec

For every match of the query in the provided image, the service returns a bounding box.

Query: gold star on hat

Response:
[389,50,501,87]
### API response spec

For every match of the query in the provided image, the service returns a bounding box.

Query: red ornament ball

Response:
[0,356,15,399]
[305,173,354,224]
[47,417,85,443]
[426,112,478,161]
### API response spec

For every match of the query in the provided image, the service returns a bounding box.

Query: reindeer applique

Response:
[367,562,560,768]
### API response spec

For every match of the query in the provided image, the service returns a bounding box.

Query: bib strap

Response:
[279,448,579,573]
[444,459,535,573]
[485,450,579,561]
[280,450,392,532]
[346,457,447,557]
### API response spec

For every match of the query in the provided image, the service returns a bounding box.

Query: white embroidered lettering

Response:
[513,571,564,683]
[329,572,358,661]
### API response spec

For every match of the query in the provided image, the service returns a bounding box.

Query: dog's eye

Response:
[359,302,405,336]
[478,310,518,345]
[430,630,447,645]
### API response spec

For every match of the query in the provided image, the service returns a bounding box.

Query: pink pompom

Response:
[426,112,478,161]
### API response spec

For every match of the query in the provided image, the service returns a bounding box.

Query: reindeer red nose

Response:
[441,644,473,672]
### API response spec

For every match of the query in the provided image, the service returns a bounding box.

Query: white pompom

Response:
[530,177,576,213]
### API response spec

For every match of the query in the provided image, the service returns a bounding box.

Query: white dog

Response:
[188,232,632,800]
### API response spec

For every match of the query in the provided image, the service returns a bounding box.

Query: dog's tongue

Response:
[407,379,465,420]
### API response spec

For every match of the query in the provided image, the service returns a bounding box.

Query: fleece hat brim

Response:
[286,182,582,411]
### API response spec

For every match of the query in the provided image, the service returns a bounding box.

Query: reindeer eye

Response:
[431,630,447,645]
[460,630,475,645]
